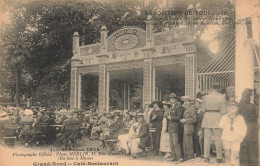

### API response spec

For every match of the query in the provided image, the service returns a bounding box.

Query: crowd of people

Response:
[116,84,259,166]
[0,84,259,166]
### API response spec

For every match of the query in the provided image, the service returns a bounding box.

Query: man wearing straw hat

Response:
[167,93,184,163]
[201,82,226,163]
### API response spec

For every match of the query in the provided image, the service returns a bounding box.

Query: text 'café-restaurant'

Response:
[69,14,260,111]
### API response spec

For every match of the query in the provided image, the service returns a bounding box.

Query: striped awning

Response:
[198,31,260,83]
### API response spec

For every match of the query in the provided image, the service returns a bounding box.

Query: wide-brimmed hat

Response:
[149,100,163,108]
[169,93,178,99]
[24,109,33,116]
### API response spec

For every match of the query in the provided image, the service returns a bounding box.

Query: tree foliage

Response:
[0,0,234,108]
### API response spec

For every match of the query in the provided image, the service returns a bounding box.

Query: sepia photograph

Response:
[0,0,259,165]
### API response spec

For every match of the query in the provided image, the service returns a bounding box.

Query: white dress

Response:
[159,117,171,152]
[118,122,138,152]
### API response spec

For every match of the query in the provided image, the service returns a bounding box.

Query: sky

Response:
[200,25,221,54]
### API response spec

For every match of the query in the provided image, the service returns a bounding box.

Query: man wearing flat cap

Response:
[167,93,184,163]
[201,82,227,163]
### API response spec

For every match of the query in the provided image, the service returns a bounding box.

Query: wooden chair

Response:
[3,124,19,147]
[104,137,119,152]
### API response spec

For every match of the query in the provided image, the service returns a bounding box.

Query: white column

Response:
[205,76,208,91]
[208,77,212,90]
[77,74,82,109]
[200,75,203,91]
[152,67,156,101]
[159,89,162,101]
[128,84,130,110]
[156,87,159,100]
[235,20,254,102]
[203,76,206,91]
[106,72,110,111]
[123,83,127,110]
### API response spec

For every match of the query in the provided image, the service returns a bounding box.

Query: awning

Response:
[197,32,260,91]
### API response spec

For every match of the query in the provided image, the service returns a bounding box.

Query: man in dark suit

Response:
[109,113,124,139]
[180,96,197,161]
[61,111,81,148]
[167,93,184,163]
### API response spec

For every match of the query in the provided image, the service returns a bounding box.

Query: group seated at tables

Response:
[0,106,150,154]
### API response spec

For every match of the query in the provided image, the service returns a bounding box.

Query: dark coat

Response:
[238,99,259,166]
[182,105,197,135]
[0,118,16,139]
[195,109,204,132]
[109,118,124,139]
[150,108,164,127]
[61,117,80,141]
[150,108,164,150]
[135,121,150,148]
[167,102,183,133]
[20,116,34,132]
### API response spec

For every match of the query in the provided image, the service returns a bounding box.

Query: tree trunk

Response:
[15,64,21,106]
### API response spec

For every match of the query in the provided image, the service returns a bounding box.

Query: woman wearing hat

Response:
[160,101,172,158]
[149,100,164,156]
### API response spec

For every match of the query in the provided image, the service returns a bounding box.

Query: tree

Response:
[0,0,235,108]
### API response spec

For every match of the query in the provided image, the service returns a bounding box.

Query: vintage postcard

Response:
[0,0,259,166]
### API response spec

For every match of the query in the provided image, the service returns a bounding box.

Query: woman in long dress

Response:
[238,89,259,166]
[117,116,137,154]
[160,101,172,158]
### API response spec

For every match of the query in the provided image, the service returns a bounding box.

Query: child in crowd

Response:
[219,101,247,166]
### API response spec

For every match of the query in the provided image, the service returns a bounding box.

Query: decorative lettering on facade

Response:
[153,56,185,66]
[107,61,143,71]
